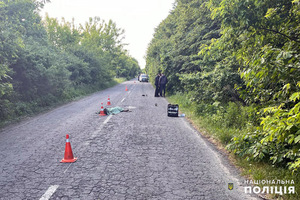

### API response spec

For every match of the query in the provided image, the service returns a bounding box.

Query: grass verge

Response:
[0,78,125,129]
[167,93,300,200]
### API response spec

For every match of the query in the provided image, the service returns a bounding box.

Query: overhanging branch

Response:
[258,27,300,44]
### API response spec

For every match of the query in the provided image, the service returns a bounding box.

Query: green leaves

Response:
[290,91,300,102]
[0,0,140,122]
[295,135,300,143]
[147,0,300,172]
[265,8,277,18]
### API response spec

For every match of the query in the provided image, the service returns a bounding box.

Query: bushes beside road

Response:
[0,0,141,125]
[146,0,300,173]
[168,93,300,200]
[146,0,300,198]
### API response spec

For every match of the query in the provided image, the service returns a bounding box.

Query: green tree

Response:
[0,0,140,123]
[146,0,300,171]
[208,0,300,170]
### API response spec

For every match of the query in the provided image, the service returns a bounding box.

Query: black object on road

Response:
[167,104,179,117]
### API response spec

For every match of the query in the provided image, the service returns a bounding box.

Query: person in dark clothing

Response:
[159,73,168,97]
[154,73,161,97]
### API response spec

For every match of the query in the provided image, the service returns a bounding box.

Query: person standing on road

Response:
[154,73,161,97]
[159,73,168,97]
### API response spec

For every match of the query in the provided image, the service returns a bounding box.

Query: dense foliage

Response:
[146,0,300,171]
[0,0,140,122]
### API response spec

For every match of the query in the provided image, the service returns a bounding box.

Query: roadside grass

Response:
[114,77,127,84]
[236,159,300,200]
[167,93,300,200]
[166,93,243,145]
[0,78,125,128]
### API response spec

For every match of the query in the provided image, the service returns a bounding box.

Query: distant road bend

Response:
[0,79,259,200]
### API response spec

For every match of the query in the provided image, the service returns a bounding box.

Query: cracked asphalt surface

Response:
[0,80,259,200]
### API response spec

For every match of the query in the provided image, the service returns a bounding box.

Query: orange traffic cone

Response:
[99,103,106,116]
[125,86,128,91]
[61,134,77,163]
[107,96,111,106]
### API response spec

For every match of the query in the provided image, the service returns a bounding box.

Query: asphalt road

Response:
[0,79,259,200]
